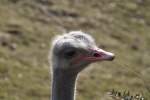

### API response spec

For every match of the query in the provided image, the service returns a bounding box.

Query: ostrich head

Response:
[50,31,115,74]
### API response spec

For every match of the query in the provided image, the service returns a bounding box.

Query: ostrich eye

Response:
[64,50,76,58]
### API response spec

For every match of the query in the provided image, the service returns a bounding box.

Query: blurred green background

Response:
[0,0,150,100]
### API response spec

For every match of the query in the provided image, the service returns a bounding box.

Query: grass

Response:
[109,89,146,100]
[0,0,150,100]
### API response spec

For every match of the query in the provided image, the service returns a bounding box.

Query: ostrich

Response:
[49,31,115,100]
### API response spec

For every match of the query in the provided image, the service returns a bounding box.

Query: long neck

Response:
[51,69,78,100]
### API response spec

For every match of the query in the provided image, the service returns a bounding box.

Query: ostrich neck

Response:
[51,69,78,100]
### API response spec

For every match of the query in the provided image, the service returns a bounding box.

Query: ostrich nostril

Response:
[93,53,101,57]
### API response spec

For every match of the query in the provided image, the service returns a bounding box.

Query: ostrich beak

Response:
[72,48,115,64]
[84,48,115,62]
[92,48,115,61]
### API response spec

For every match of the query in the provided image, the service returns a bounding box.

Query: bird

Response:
[49,31,115,100]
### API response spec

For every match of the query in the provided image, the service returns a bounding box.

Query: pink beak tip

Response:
[104,52,115,61]
[108,53,115,61]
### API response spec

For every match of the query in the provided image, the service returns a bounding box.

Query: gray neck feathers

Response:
[51,69,78,100]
